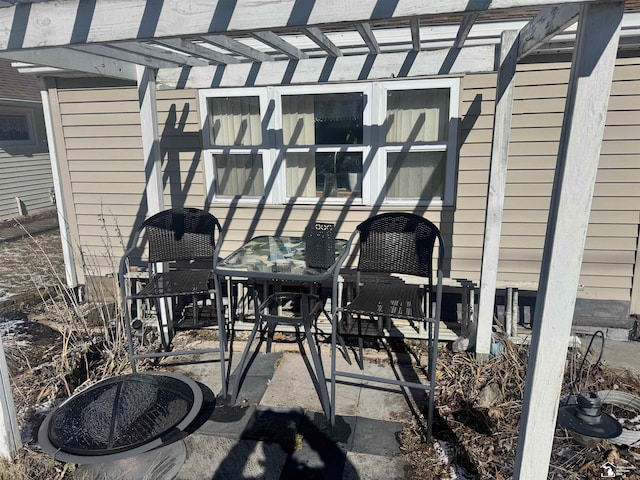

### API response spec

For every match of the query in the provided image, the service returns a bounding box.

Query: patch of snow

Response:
[434,440,477,480]
[19,399,59,445]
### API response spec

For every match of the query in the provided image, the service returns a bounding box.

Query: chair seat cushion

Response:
[130,270,212,299]
[342,282,426,321]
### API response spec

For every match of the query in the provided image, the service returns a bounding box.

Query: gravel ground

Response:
[0,230,65,302]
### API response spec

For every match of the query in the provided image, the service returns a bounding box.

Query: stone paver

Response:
[157,341,417,480]
[178,436,287,480]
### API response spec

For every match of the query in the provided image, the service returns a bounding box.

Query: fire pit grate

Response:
[38,372,203,464]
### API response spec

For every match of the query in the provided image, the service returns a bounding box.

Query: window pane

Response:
[0,115,30,141]
[215,154,264,196]
[286,152,362,198]
[386,151,446,198]
[386,89,450,143]
[282,93,363,146]
[208,97,262,146]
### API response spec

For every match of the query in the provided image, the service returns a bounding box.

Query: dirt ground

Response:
[0,231,65,302]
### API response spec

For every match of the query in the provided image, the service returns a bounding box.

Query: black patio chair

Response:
[330,212,444,440]
[118,208,227,396]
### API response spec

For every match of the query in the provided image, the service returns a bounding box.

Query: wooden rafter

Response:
[69,44,178,69]
[455,13,479,48]
[116,41,210,66]
[301,27,342,57]
[251,31,308,59]
[200,34,275,62]
[154,38,240,65]
[355,23,381,54]
[410,17,421,51]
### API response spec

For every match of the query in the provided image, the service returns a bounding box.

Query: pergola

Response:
[0,1,632,477]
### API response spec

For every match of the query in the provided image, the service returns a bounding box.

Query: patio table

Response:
[215,235,348,417]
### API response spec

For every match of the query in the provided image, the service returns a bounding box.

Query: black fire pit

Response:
[38,372,203,464]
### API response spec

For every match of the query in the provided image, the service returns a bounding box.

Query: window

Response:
[200,79,458,206]
[201,91,267,200]
[282,90,366,200]
[380,84,456,204]
[0,106,37,146]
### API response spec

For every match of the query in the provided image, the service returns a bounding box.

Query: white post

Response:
[475,30,519,358]
[0,338,21,459]
[136,66,171,341]
[136,65,164,215]
[513,3,624,478]
[40,83,79,288]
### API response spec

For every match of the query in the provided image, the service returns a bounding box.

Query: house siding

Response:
[458,56,640,304]
[51,56,640,309]
[0,59,53,221]
[53,80,205,271]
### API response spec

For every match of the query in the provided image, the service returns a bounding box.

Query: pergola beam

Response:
[156,44,497,89]
[117,41,210,67]
[0,47,137,80]
[0,0,599,51]
[513,3,624,478]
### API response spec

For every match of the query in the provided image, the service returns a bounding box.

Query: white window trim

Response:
[199,78,460,207]
[199,87,277,204]
[0,105,38,147]
[376,78,460,207]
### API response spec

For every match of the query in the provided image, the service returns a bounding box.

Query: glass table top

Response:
[215,235,348,281]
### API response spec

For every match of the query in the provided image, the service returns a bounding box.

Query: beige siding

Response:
[458,56,640,303]
[52,57,640,306]
[52,80,205,272]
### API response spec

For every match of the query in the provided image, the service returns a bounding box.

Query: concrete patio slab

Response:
[343,452,407,480]
[162,336,420,480]
[177,435,288,480]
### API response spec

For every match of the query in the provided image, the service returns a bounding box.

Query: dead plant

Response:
[401,331,640,479]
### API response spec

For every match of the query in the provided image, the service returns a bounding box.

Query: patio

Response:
[57,324,639,480]
[74,338,430,480]
[0,2,638,478]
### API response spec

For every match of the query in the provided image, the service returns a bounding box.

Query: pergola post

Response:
[476,30,519,359]
[136,65,172,344]
[0,337,21,460]
[40,81,79,289]
[137,65,164,215]
[513,3,624,478]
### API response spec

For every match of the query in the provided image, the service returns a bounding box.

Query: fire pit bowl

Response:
[38,371,203,464]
